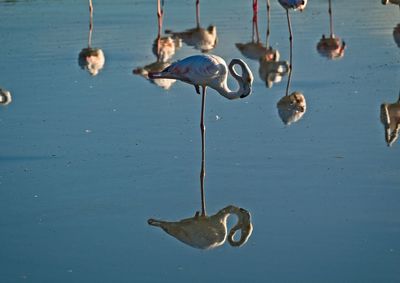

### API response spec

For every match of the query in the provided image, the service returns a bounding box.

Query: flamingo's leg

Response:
[199,86,207,216]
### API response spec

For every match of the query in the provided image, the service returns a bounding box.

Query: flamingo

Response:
[278,0,307,72]
[148,205,253,249]
[133,0,181,89]
[316,0,346,59]
[164,0,217,52]
[0,87,12,106]
[149,54,253,199]
[148,54,253,139]
[380,91,400,146]
[235,0,266,60]
[78,0,105,76]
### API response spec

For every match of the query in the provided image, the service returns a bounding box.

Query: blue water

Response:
[0,0,399,282]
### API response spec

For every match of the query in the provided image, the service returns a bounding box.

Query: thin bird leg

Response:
[196,0,200,28]
[156,0,164,61]
[88,0,93,48]
[285,9,293,96]
[252,0,260,43]
[157,0,164,39]
[286,9,293,71]
[266,0,271,47]
[328,0,334,38]
[199,86,207,216]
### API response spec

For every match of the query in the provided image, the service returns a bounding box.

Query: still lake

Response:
[0,0,399,282]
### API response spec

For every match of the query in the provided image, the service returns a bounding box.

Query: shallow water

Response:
[1,0,400,282]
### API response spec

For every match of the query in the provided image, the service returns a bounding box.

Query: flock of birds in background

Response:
[1,0,400,249]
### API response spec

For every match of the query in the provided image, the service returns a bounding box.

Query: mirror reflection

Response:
[380,91,400,146]
[236,0,289,88]
[381,0,400,7]
[276,0,307,125]
[316,0,346,59]
[147,53,254,249]
[393,23,400,47]
[164,0,217,53]
[133,0,181,89]
[78,0,105,76]
[0,87,12,106]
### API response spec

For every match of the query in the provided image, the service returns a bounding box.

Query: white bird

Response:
[149,54,253,144]
[277,91,306,125]
[380,93,400,146]
[316,0,346,60]
[78,0,105,76]
[148,205,253,249]
[0,87,12,106]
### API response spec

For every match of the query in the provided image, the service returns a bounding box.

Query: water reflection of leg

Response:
[88,0,93,47]
[200,86,207,216]
[196,0,200,28]
[285,8,293,96]
[328,0,334,38]
[266,0,270,47]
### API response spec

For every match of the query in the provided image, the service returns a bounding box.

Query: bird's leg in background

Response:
[252,0,260,43]
[88,0,93,48]
[286,9,293,72]
[199,86,207,216]
[157,0,164,39]
[266,0,270,47]
[156,0,164,61]
[285,8,293,96]
[328,0,334,38]
[196,0,200,28]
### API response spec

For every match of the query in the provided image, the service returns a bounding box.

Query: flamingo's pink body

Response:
[149,54,253,100]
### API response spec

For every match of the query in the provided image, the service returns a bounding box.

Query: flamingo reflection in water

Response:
[236,0,289,88]
[392,24,400,48]
[148,205,253,249]
[148,54,254,249]
[259,0,290,88]
[382,0,400,7]
[316,0,346,60]
[78,0,105,76]
[164,0,217,52]
[380,91,400,146]
[133,0,181,89]
[0,87,12,106]
[276,0,307,125]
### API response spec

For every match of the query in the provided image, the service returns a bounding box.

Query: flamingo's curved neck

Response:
[214,59,252,100]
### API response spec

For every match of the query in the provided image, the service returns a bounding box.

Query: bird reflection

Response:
[78,0,105,76]
[133,0,181,89]
[148,205,253,249]
[393,24,400,47]
[316,0,345,59]
[276,0,307,125]
[0,87,12,106]
[148,54,254,248]
[382,0,400,7]
[148,136,253,250]
[236,0,289,88]
[380,91,400,146]
[164,0,217,52]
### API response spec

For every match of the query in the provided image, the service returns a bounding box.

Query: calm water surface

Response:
[0,0,399,282]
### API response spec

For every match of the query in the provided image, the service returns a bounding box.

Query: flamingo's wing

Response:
[148,54,226,88]
[163,55,224,84]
